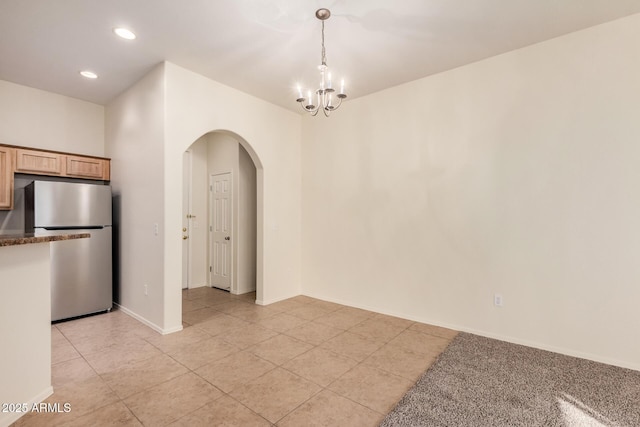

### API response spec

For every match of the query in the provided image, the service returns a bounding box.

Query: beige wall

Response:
[164,63,301,326]
[301,14,640,370]
[0,79,104,156]
[105,61,301,333]
[105,64,167,332]
[0,79,105,234]
[207,133,238,171]
[102,62,302,331]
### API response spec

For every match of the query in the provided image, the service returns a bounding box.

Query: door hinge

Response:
[209,266,212,272]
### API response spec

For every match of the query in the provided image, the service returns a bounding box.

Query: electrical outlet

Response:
[494,293,503,307]
[144,284,148,296]
[153,223,159,236]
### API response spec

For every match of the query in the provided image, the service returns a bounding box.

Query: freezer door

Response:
[32,181,112,227]
[47,227,113,321]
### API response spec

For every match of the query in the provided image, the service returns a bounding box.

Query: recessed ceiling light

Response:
[80,70,98,79]
[113,27,136,40]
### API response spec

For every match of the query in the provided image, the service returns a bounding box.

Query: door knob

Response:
[183,236,188,240]
[225,236,230,241]
[182,228,187,232]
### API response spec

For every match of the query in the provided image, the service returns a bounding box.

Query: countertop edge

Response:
[0,233,91,247]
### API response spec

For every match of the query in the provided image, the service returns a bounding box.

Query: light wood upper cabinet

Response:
[12,147,110,181]
[0,144,110,210]
[0,147,15,210]
[65,155,106,179]
[15,148,64,175]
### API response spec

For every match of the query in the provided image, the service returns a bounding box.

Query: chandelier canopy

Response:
[296,8,347,117]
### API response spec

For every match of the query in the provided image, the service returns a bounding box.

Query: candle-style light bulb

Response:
[297,85,303,99]
[340,79,345,94]
[327,73,332,89]
[307,90,313,107]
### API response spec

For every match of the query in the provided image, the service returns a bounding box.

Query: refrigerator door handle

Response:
[42,225,105,231]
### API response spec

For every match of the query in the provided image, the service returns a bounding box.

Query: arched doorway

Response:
[181,130,263,302]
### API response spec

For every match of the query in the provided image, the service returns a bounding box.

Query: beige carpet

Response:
[381,333,640,426]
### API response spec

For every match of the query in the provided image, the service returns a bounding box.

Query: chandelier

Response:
[296,8,347,117]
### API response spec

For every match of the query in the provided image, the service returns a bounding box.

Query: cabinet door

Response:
[0,147,15,210]
[65,155,105,179]
[15,148,63,175]
[102,159,110,181]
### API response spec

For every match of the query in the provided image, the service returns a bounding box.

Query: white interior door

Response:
[182,151,191,289]
[209,172,232,290]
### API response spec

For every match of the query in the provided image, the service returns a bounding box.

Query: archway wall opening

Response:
[184,131,258,296]
[164,62,303,330]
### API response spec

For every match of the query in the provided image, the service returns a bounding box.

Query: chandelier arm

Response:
[319,93,343,113]
[299,101,319,115]
[330,96,343,110]
[303,102,321,114]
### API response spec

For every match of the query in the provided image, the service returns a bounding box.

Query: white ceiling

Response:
[1,0,639,113]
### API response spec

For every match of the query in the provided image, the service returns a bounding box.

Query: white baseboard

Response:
[456,327,640,373]
[255,293,300,306]
[186,283,207,289]
[161,324,184,335]
[302,291,640,372]
[232,288,256,296]
[114,303,183,335]
[0,386,53,427]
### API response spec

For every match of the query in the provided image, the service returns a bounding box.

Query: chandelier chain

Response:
[321,20,326,66]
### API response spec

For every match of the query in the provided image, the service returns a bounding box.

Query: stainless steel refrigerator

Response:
[25,181,112,321]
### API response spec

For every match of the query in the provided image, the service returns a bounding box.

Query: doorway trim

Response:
[182,150,192,290]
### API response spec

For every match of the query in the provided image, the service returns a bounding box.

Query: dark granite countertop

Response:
[0,233,90,247]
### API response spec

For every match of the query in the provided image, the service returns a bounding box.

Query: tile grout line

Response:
[182,294,365,424]
[54,318,172,425]
[41,290,456,426]
[158,328,278,426]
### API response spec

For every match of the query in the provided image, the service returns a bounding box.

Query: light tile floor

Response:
[13,288,457,426]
